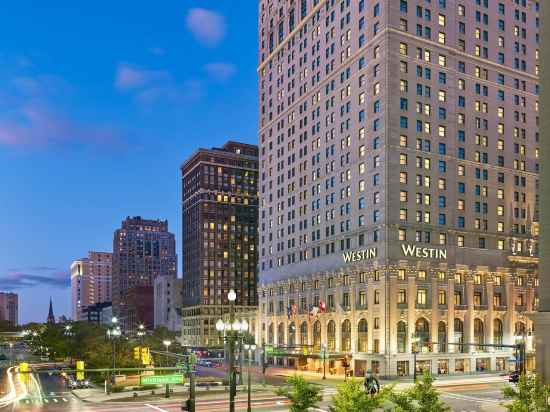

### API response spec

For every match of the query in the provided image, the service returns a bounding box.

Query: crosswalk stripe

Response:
[62,398,68,402]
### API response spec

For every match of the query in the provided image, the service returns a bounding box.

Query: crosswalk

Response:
[20,395,75,405]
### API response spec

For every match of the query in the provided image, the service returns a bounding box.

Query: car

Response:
[508,371,520,383]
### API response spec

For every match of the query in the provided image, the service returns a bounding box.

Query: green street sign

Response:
[265,345,274,354]
[140,374,184,386]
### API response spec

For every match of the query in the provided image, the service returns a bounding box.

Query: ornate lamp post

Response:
[137,324,146,345]
[243,343,256,412]
[321,343,327,380]
[411,334,420,382]
[215,289,249,412]
[106,316,121,393]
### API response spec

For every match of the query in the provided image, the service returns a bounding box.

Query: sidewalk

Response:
[267,366,507,388]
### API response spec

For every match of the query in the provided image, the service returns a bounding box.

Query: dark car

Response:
[508,371,520,383]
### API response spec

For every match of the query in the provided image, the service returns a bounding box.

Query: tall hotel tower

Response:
[256,0,541,377]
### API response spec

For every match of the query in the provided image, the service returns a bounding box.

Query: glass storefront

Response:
[416,360,431,374]
[496,357,506,371]
[476,358,490,372]
[397,361,409,376]
[455,359,465,373]
[438,359,449,375]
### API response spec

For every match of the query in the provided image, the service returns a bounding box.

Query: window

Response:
[417,289,427,305]
[438,290,446,305]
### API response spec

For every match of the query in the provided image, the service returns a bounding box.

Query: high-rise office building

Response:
[71,251,112,321]
[154,276,183,332]
[0,292,18,326]
[181,141,259,346]
[255,0,540,377]
[112,216,177,330]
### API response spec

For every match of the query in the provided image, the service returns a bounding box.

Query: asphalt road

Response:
[438,382,508,412]
[3,371,289,412]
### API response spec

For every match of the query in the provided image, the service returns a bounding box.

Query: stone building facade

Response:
[255,0,541,377]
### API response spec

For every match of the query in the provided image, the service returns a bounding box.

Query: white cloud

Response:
[204,62,237,82]
[185,8,226,47]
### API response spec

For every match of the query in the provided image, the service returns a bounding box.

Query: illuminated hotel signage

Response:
[401,244,447,260]
[342,248,377,263]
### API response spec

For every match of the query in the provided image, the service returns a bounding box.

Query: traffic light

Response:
[427,342,433,352]
[76,361,85,381]
[411,342,417,353]
[134,346,141,361]
[140,347,150,366]
[19,363,29,385]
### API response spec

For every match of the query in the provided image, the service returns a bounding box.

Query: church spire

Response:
[47,297,55,324]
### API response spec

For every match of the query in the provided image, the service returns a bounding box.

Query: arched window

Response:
[474,318,484,350]
[515,321,526,336]
[494,319,503,346]
[313,321,322,351]
[288,322,296,347]
[278,323,285,346]
[438,321,447,352]
[327,320,336,352]
[357,319,368,352]
[397,321,407,353]
[268,323,274,344]
[341,319,352,352]
[415,318,430,346]
[300,322,308,346]
[454,318,465,353]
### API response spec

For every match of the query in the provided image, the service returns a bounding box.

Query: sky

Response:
[0,1,259,324]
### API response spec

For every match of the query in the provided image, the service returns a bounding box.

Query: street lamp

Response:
[9,342,14,366]
[162,340,172,368]
[215,289,248,412]
[64,324,74,364]
[243,343,256,412]
[514,334,527,374]
[411,334,420,382]
[321,343,327,380]
[137,324,146,345]
[107,318,122,394]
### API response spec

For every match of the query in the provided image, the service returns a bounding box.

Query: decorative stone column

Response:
[431,276,439,353]
[504,275,516,345]
[367,276,375,353]
[407,273,417,348]
[447,276,455,353]
[465,276,474,353]
[389,275,398,354]
[487,278,494,348]
[531,0,550,382]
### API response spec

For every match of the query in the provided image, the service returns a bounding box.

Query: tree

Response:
[330,379,392,412]
[276,374,323,412]
[390,372,450,412]
[503,373,550,412]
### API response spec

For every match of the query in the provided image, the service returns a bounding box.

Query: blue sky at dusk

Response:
[0,1,259,323]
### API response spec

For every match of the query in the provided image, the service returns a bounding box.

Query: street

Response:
[0,363,512,412]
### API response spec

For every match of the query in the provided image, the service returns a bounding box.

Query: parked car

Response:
[508,371,520,383]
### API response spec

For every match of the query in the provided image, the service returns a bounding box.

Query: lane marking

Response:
[145,404,168,412]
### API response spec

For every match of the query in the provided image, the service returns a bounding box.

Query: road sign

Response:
[265,345,274,354]
[140,374,184,386]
